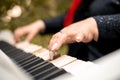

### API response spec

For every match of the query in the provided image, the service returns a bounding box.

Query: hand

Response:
[48,17,98,59]
[14,20,45,42]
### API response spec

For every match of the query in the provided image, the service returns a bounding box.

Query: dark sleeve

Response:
[43,0,94,33]
[43,14,66,33]
[74,0,94,22]
[89,0,120,16]
[93,14,120,41]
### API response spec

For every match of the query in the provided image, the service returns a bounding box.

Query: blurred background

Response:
[0,0,72,54]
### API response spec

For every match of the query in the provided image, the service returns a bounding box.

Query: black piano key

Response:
[0,41,27,55]
[35,67,67,80]
[0,48,29,60]
[8,52,27,59]
[0,41,14,49]
[19,56,39,66]
[34,66,56,77]
[4,47,17,53]
[0,41,69,80]
[0,45,17,55]
[6,49,29,56]
[29,62,53,75]
[0,42,36,63]
[1,46,16,53]
[6,49,26,56]
[13,53,33,62]
[42,69,67,80]
[0,46,13,51]
[26,60,48,72]
[0,48,28,60]
[0,41,10,45]
[17,54,36,63]
[9,52,31,60]
[0,41,18,53]
[3,47,21,54]
[0,44,27,57]
[22,58,44,69]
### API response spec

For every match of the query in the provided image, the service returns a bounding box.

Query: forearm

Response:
[94,14,120,41]
[43,14,66,33]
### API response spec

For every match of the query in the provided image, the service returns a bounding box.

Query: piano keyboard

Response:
[0,41,95,80]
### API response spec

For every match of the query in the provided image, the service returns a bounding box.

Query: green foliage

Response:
[0,0,17,14]
[0,0,71,54]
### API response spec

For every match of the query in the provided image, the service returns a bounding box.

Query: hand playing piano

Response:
[48,17,98,59]
[14,20,45,42]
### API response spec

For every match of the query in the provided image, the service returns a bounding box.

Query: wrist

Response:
[34,20,46,32]
[87,17,98,41]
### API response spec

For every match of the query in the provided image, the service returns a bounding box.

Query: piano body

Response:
[0,41,95,80]
[0,29,120,80]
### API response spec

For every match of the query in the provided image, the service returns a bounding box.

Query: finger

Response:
[49,50,54,60]
[25,31,37,42]
[14,34,21,42]
[48,33,60,51]
[49,50,56,60]
[14,29,24,42]
[48,32,67,51]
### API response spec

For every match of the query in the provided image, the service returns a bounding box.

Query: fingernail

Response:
[76,36,81,42]
[51,42,58,51]
[49,51,54,60]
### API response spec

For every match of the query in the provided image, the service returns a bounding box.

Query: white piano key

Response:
[52,73,79,80]
[35,48,50,60]
[16,41,42,53]
[15,41,30,49]
[50,55,77,68]
[62,60,95,77]
[23,44,42,53]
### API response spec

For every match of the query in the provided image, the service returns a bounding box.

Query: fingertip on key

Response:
[51,42,58,51]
